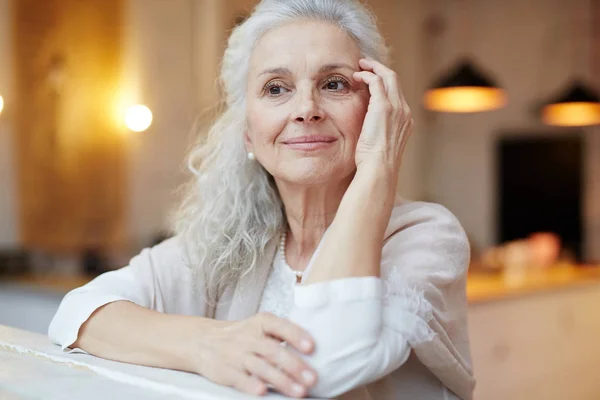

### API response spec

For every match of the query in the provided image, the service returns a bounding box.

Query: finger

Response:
[255,337,317,388]
[358,58,403,107]
[207,363,267,396]
[352,71,390,109]
[260,313,314,354]
[245,355,307,398]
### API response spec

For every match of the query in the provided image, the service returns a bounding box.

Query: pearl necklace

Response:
[279,231,304,280]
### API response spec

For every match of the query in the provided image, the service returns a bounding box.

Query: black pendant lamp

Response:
[537,0,600,127]
[541,80,600,126]
[424,58,507,113]
[540,0,600,127]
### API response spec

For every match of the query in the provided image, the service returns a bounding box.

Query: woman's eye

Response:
[324,77,349,91]
[265,82,288,96]
[268,86,283,95]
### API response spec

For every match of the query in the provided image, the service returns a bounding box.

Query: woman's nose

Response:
[293,88,324,123]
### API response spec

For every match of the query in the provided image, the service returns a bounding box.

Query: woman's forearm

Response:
[72,300,225,373]
[304,167,397,284]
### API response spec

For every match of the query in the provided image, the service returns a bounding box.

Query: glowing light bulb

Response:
[125,104,152,132]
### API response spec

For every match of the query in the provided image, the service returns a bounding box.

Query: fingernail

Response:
[301,339,312,351]
[302,370,316,385]
[292,384,305,396]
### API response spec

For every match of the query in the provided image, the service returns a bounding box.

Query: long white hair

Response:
[174,0,389,304]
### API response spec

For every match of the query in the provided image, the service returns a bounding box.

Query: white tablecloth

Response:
[0,324,323,400]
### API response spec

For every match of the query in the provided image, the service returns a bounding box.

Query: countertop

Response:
[467,264,600,304]
[4,264,600,305]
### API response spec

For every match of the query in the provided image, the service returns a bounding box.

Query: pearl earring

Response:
[247,152,255,161]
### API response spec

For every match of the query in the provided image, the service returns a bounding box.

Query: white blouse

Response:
[48,199,475,399]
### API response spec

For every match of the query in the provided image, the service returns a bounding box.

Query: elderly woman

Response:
[49,0,475,399]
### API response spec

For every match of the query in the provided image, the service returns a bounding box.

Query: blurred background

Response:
[1,0,600,398]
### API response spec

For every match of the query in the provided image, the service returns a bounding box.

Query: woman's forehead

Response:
[248,20,360,76]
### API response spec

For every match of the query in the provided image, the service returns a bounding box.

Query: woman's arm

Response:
[288,167,399,397]
[289,277,410,397]
[48,237,213,371]
[290,203,475,399]
[48,238,199,352]
[48,238,319,397]
[302,167,396,284]
[70,300,223,372]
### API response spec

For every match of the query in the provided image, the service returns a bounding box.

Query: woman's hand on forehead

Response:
[352,57,414,181]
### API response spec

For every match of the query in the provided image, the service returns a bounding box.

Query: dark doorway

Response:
[497,133,583,261]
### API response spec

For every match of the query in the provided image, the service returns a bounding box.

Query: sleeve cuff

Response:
[48,294,133,352]
[294,276,383,309]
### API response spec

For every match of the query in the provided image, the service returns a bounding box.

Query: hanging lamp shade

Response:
[424,59,507,113]
[541,80,600,126]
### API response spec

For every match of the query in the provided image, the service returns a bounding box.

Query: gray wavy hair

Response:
[174,0,390,304]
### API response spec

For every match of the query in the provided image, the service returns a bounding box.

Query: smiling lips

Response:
[282,135,337,150]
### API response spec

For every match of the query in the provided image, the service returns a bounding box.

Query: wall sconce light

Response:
[125,104,152,132]
[0,95,4,115]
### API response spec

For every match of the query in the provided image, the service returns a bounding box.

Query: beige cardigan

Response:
[49,197,476,399]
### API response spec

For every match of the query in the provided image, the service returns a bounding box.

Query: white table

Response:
[0,324,324,400]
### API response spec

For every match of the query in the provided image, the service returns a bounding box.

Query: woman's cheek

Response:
[248,116,281,146]
[347,108,367,141]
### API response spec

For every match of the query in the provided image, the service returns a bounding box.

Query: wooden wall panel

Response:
[13,0,126,255]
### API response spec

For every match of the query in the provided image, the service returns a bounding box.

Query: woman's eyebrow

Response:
[317,63,355,74]
[257,63,355,77]
[258,67,292,77]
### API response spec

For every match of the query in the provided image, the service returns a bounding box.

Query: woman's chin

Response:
[285,174,332,186]
[278,162,354,186]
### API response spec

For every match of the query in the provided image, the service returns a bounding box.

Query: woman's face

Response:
[245,20,369,185]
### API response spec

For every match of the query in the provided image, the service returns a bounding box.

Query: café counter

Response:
[3,265,600,400]
[466,265,600,400]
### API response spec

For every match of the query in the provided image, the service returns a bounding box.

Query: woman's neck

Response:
[275,175,353,270]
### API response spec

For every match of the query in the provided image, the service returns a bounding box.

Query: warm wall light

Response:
[0,95,4,114]
[424,60,507,113]
[125,104,152,132]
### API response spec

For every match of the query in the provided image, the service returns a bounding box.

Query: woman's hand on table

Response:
[188,312,317,398]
